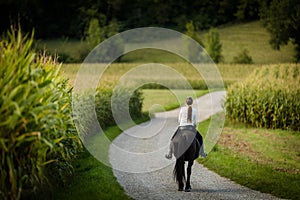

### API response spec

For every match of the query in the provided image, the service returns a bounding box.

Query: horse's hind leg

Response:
[178,162,185,191]
[185,160,194,192]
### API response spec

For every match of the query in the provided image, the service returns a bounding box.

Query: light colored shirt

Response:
[178,106,197,127]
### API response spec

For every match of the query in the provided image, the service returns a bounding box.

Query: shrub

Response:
[0,29,81,199]
[184,21,205,62]
[205,29,223,63]
[96,86,144,129]
[225,64,300,131]
[232,48,253,64]
[85,18,124,63]
[74,83,144,137]
[86,18,105,50]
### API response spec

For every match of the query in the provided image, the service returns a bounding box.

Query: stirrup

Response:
[200,152,207,158]
[165,153,172,160]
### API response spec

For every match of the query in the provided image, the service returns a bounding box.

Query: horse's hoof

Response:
[185,186,191,192]
[178,188,183,191]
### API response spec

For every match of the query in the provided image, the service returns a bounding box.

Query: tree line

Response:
[0,0,262,38]
[1,0,299,61]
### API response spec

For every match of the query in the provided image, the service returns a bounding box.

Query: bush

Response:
[85,18,124,63]
[205,29,223,63]
[95,86,144,129]
[74,83,144,137]
[0,29,82,199]
[184,21,205,62]
[232,48,253,64]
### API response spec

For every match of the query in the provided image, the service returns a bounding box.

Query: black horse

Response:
[172,126,200,192]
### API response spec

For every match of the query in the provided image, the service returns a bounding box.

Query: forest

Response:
[1,0,263,38]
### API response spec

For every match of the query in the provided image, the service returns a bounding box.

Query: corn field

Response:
[225,64,300,131]
[0,30,82,199]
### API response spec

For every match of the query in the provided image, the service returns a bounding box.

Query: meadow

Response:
[36,21,295,64]
[60,62,260,89]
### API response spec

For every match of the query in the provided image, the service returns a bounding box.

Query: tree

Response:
[260,0,300,62]
[235,0,261,21]
[206,29,223,63]
[184,21,204,62]
[85,18,124,62]
[86,18,105,50]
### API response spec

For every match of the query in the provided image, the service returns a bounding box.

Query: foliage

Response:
[225,64,300,131]
[84,18,124,62]
[95,86,143,129]
[185,21,203,46]
[0,0,267,38]
[74,83,144,138]
[0,29,82,199]
[235,0,262,20]
[38,21,295,64]
[183,21,205,62]
[260,0,300,62]
[86,18,104,50]
[205,29,223,63]
[232,48,253,64]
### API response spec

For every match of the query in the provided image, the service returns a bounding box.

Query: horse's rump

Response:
[172,126,196,159]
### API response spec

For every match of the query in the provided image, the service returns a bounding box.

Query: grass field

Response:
[60,63,260,88]
[37,21,295,64]
[205,21,295,64]
[142,89,208,112]
[197,115,300,199]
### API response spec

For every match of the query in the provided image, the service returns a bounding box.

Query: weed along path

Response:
[109,91,281,200]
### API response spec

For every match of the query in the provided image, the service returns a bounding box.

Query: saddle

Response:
[172,126,197,159]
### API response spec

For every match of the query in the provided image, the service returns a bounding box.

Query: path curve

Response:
[109,91,281,200]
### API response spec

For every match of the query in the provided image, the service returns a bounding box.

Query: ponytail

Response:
[187,105,192,123]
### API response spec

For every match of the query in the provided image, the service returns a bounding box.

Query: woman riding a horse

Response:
[165,96,206,192]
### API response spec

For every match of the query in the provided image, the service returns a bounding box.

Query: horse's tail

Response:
[173,156,185,184]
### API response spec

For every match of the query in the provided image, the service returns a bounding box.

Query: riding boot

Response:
[199,143,207,158]
[196,131,207,157]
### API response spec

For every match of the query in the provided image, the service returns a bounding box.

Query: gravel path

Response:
[109,91,281,200]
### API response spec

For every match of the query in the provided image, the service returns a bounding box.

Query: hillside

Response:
[37,21,295,64]
[211,21,295,64]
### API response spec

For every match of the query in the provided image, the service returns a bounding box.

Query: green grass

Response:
[33,126,133,200]
[37,21,295,64]
[197,114,300,199]
[215,21,295,64]
[121,48,186,63]
[142,89,209,112]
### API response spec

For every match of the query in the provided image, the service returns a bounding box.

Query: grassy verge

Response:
[52,126,134,200]
[38,118,148,200]
[197,114,300,199]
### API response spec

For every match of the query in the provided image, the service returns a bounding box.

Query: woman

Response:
[165,96,206,159]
